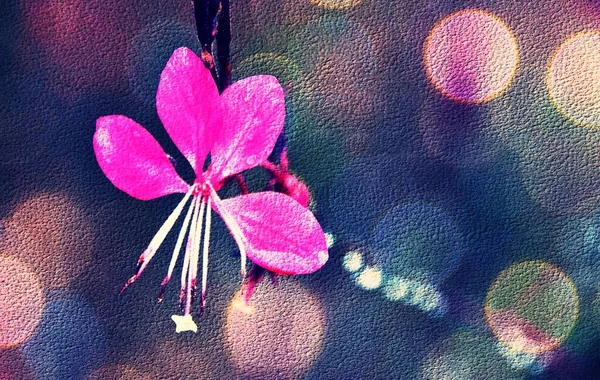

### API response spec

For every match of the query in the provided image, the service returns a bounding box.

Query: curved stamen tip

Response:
[157,275,171,302]
[171,314,198,333]
[119,274,139,295]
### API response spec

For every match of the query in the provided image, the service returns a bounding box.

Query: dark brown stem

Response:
[193,0,220,84]
[216,0,231,93]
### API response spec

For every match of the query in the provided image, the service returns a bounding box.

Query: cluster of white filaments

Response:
[120,182,248,333]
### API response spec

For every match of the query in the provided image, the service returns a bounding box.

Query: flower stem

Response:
[193,0,220,84]
[216,0,231,93]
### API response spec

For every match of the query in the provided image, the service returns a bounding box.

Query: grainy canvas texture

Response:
[1,0,600,378]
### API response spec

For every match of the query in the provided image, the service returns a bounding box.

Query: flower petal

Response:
[94,115,189,200]
[156,47,220,177]
[209,75,285,183]
[215,192,328,275]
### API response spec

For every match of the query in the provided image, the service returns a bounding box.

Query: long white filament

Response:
[163,194,196,287]
[181,196,201,314]
[209,186,247,279]
[146,187,194,260]
[202,197,212,307]
[189,199,206,299]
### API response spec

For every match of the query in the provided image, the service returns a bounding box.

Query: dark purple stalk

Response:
[216,0,231,93]
[193,0,220,85]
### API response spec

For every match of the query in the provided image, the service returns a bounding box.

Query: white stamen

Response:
[209,185,247,279]
[147,187,194,258]
[189,198,206,289]
[202,197,212,305]
[185,196,205,315]
[165,193,196,282]
[181,196,201,313]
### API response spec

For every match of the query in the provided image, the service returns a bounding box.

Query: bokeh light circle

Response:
[382,276,411,302]
[325,232,336,248]
[234,52,309,139]
[0,256,45,348]
[342,249,364,273]
[4,192,94,288]
[485,261,579,354]
[409,282,442,312]
[22,293,107,379]
[355,266,383,290]
[547,31,600,128]
[383,276,445,315]
[515,126,600,214]
[309,0,362,10]
[373,202,462,285]
[224,278,326,378]
[424,9,519,103]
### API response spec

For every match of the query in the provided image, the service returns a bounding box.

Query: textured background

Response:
[2,0,600,378]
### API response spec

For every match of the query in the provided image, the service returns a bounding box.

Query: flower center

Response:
[193,181,211,197]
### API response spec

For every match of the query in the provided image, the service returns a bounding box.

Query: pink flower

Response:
[93,47,328,332]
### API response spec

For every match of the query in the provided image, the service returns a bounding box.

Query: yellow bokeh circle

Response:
[224,278,326,378]
[547,31,600,128]
[0,256,45,348]
[485,261,579,354]
[424,9,519,104]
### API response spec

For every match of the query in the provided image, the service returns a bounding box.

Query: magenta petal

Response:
[156,47,220,177]
[94,115,189,201]
[209,75,285,183]
[217,192,328,275]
